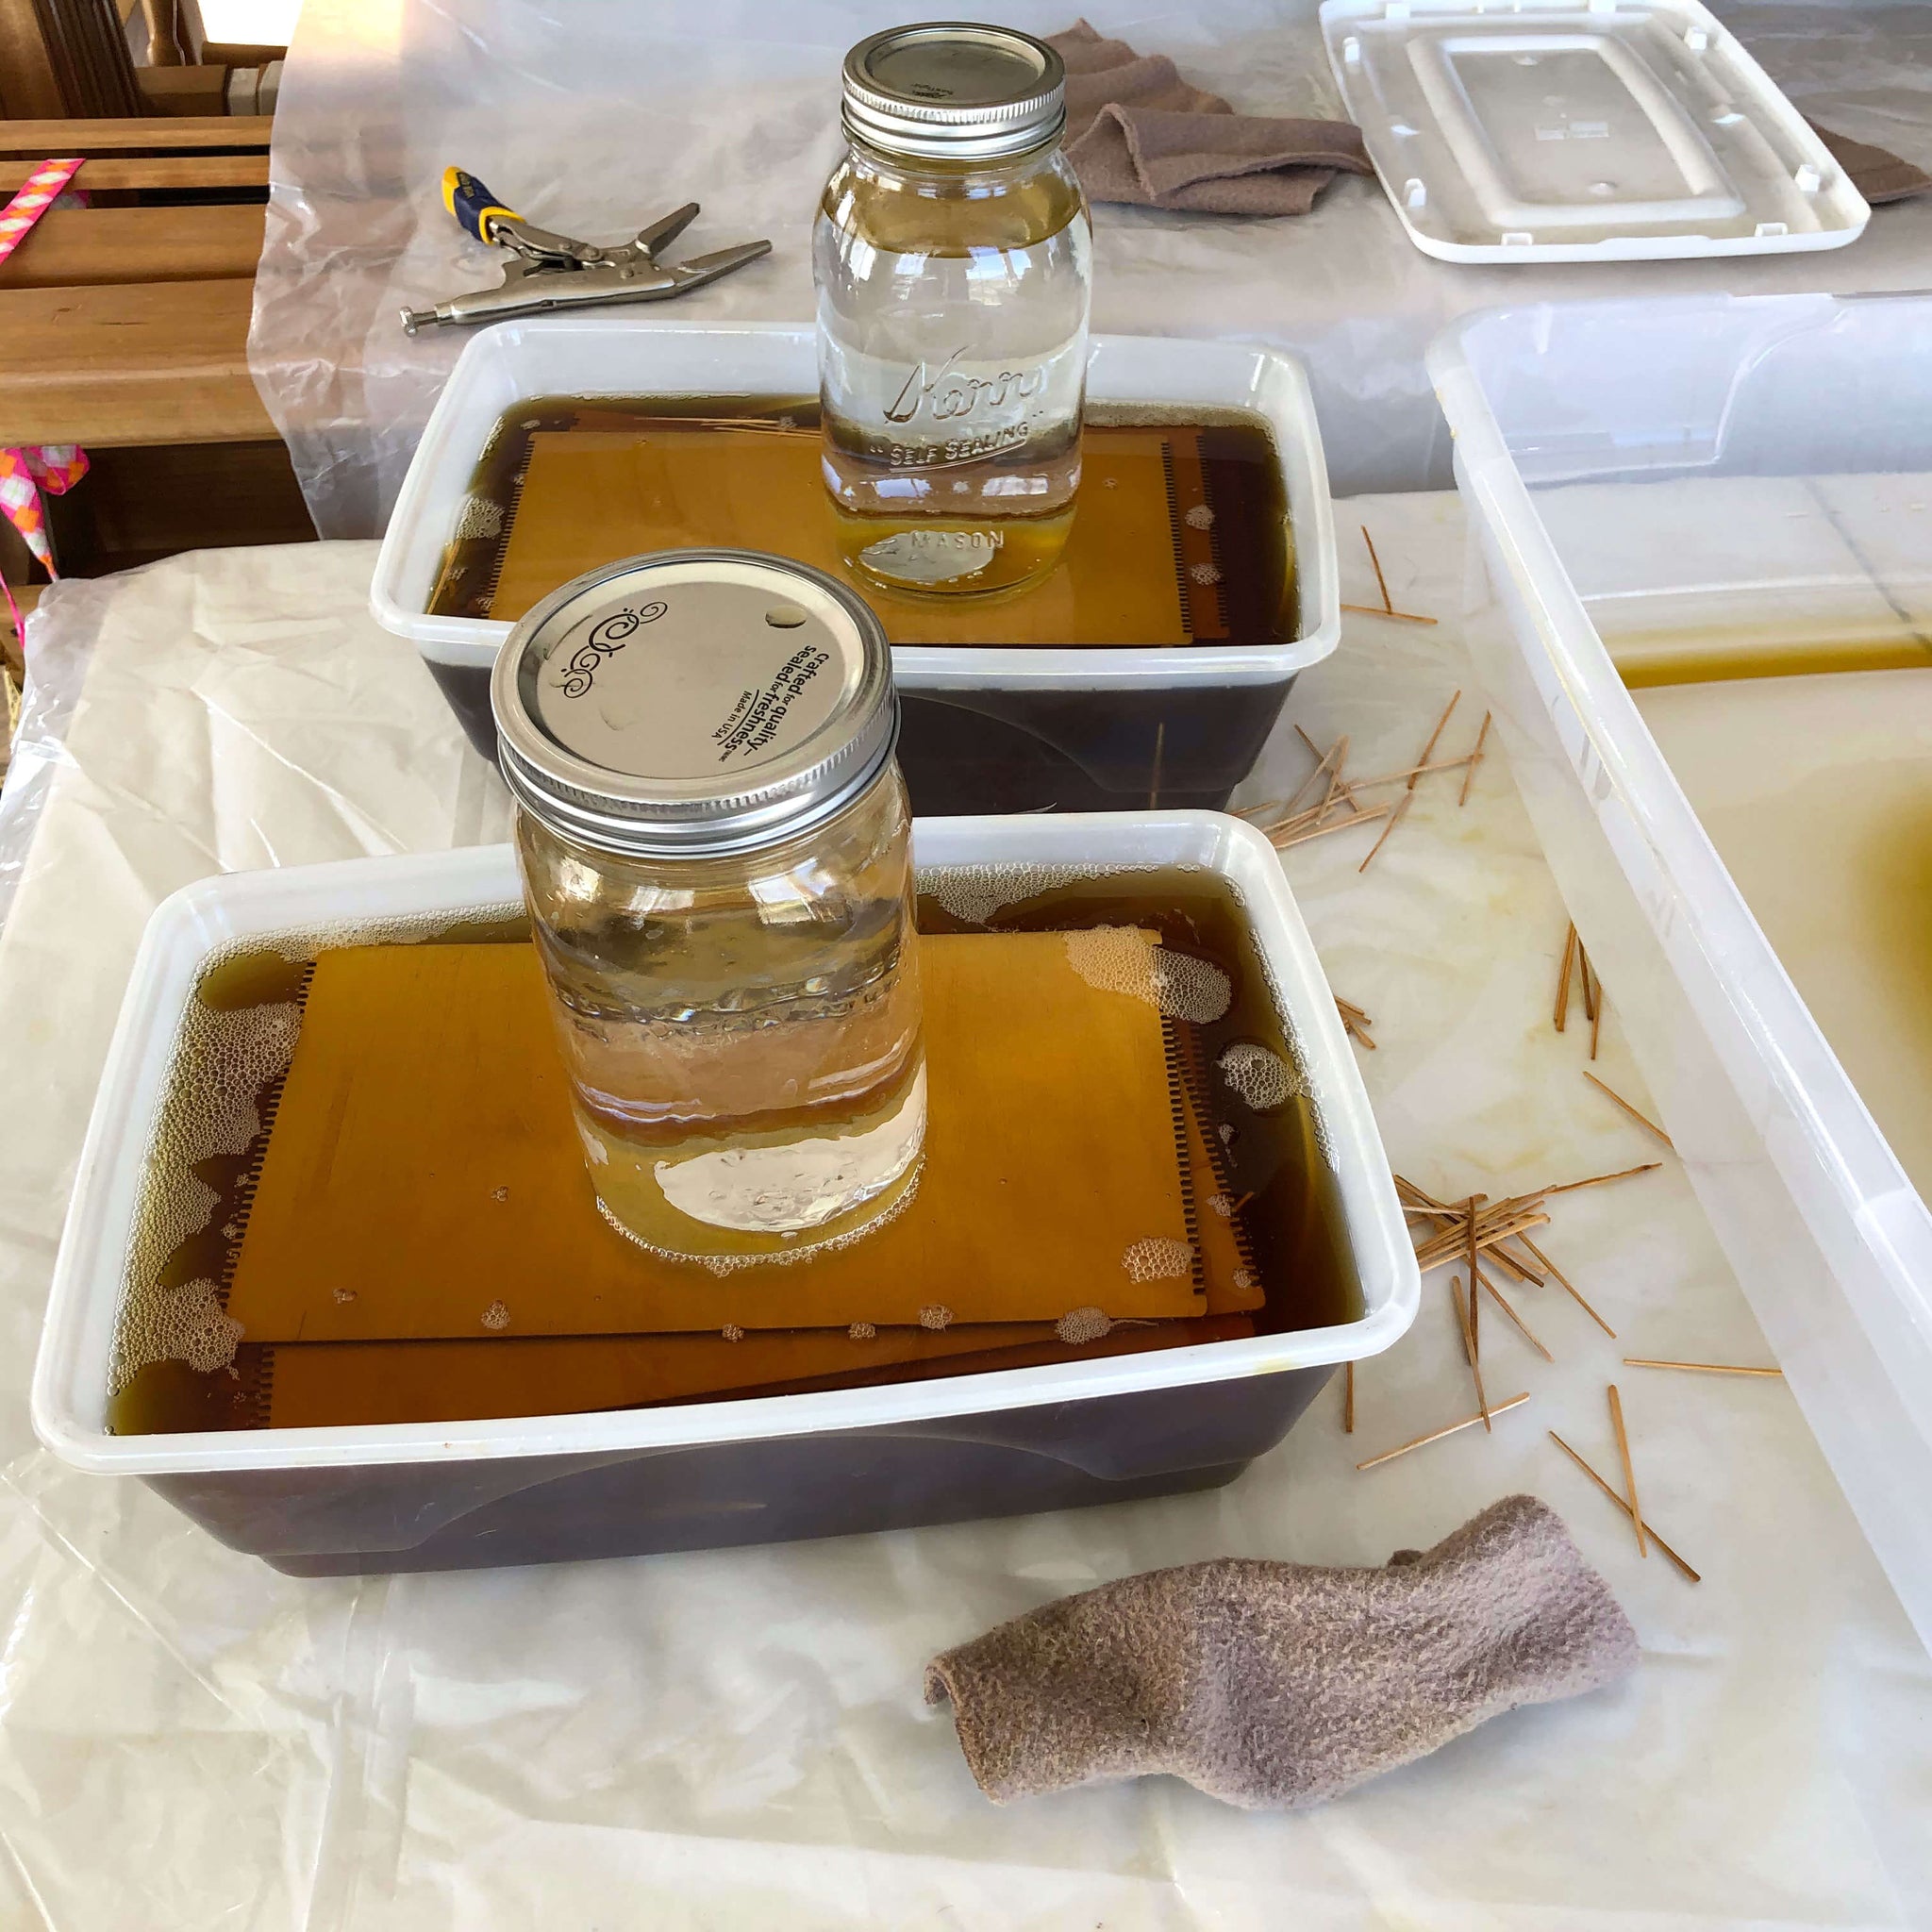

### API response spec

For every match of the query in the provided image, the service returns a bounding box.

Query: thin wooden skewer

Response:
[1587,956,1604,1061]
[1458,712,1491,807]
[1464,1192,1481,1356]
[1583,1071,1675,1150]
[1486,1241,1544,1288]
[1410,691,1463,788]
[1362,525,1394,612]
[1272,805,1393,851]
[1344,1360,1356,1433]
[1607,1384,1646,1557]
[1413,1209,1551,1269]
[1578,945,1599,1025]
[1478,1265,1554,1361]
[1548,1432,1701,1583]
[1623,1357,1783,1377]
[1516,1232,1616,1339]
[1555,923,1578,1033]
[1340,602,1439,626]
[1335,754,1476,795]
[1541,1161,1662,1197]
[1356,1393,1529,1471]
[1357,791,1411,872]
[1452,1275,1491,1430]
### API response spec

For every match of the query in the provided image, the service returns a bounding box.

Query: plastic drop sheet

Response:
[2,517,1930,1928]
[249,0,1932,538]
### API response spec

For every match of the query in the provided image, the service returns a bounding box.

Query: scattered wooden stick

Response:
[1340,602,1440,626]
[1458,712,1491,807]
[1344,1360,1356,1434]
[1271,805,1392,852]
[1335,996,1377,1049]
[1451,1275,1491,1430]
[1363,525,1394,612]
[1587,956,1604,1061]
[1555,923,1578,1033]
[1357,791,1411,872]
[1356,1392,1529,1471]
[1477,1265,1554,1362]
[1541,1161,1661,1198]
[1410,691,1463,788]
[1464,1193,1481,1355]
[1548,1432,1701,1583]
[1413,1208,1550,1270]
[1623,1357,1782,1378]
[1349,526,1440,625]
[1607,1384,1646,1558]
[1516,1232,1616,1339]
[1583,1071,1674,1150]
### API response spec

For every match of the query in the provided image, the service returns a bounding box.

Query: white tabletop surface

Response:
[0,502,1926,1928]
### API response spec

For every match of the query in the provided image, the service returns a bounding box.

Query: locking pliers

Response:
[401,167,771,334]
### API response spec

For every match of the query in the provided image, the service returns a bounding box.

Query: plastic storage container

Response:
[370,320,1341,815]
[1429,291,1932,1649]
[34,812,1416,1576]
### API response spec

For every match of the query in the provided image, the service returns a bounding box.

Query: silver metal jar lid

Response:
[841,23,1066,162]
[491,550,897,859]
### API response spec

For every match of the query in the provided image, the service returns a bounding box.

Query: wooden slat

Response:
[0,154,268,191]
[0,115,274,154]
[0,203,265,288]
[0,279,275,445]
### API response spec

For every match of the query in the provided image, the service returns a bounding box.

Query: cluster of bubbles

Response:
[1121,1236,1195,1283]
[921,861,1095,927]
[454,493,505,541]
[1061,927,1233,1024]
[1216,1041,1302,1113]
[110,997,303,1395]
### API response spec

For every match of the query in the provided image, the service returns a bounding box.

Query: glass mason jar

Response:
[491,551,924,1269]
[815,23,1092,598]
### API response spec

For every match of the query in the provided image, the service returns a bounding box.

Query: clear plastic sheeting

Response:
[1,525,1929,1926]
[249,0,1932,537]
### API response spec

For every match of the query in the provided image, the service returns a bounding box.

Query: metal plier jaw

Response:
[401,172,771,334]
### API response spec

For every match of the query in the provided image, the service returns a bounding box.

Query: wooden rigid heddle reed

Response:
[208,928,1263,1428]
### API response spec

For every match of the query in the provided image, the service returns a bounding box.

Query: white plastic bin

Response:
[370,320,1341,814]
[33,812,1416,1575]
[1430,291,1932,1648]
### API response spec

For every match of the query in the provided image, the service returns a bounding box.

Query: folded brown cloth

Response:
[1050,20,1371,216]
[925,1494,1637,1808]
[1809,122,1932,205]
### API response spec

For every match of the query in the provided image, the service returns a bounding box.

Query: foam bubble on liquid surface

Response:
[1217,1041,1301,1112]
[923,862,1094,927]
[454,494,504,541]
[1062,928,1232,1024]
[111,997,303,1395]
[1122,1236,1193,1283]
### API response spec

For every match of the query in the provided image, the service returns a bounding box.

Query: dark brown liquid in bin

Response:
[427,395,1297,648]
[109,871,1359,1435]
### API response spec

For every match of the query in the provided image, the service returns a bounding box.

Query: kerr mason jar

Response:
[815,22,1092,597]
[491,551,925,1269]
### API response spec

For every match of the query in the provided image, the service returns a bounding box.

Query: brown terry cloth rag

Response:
[1050,20,1371,216]
[1808,122,1932,205]
[925,1494,1637,1808]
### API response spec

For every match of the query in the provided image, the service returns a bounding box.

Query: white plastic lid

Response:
[1321,0,1870,262]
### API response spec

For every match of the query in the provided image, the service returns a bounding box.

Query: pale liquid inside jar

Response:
[522,805,925,1266]
[815,149,1091,597]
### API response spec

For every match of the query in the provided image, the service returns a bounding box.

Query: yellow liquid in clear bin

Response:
[1632,664,1932,1199]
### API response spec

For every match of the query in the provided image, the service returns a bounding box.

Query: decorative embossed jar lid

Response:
[491,550,896,858]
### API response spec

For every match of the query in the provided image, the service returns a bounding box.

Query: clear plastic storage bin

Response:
[370,320,1341,815]
[34,813,1415,1576]
[1430,291,1932,1648]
